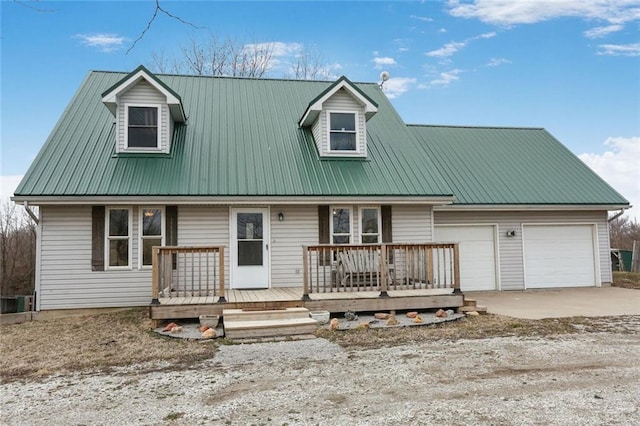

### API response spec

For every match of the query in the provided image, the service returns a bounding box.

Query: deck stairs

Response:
[457,298,488,314]
[222,307,319,339]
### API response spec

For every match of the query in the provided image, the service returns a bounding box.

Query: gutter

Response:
[608,207,630,222]
[23,201,39,225]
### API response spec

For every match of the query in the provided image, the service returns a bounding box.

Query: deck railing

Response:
[151,246,226,304]
[302,243,460,299]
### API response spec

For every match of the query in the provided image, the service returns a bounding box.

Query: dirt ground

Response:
[1,315,639,425]
[1,273,638,424]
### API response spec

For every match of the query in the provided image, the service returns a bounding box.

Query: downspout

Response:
[608,207,629,223]
[23,201,39,225]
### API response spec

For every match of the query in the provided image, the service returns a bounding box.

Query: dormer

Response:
[299,76,378,158]
[101,65,186,154]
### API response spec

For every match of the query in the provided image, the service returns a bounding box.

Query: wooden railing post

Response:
[379,244,389,298]
[151,247,160,305]
[452,243,462,293]
[302,245,311,301]
[218,246,226,303]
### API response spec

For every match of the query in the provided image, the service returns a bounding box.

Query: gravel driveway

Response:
[2,321,639,425]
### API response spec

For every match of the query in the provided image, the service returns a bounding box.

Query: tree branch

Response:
[13,0,56,13]
[127,0,202,54]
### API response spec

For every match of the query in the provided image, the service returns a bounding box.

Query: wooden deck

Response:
[150,287,464,321]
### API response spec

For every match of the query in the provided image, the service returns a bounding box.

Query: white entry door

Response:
[434,225,498,291]
[231,208,270,289]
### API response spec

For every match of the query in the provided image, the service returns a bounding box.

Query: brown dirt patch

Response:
[612,271,640,289]
[315,314,638,350]
[0,309,215,384]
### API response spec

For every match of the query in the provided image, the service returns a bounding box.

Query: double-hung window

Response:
[126,105,160,149]
[359,207,381,243]
[106,208,131,268]
[329,112,357,152]
[140,208,164,268]
[331,207,352,244]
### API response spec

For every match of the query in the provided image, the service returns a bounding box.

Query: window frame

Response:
[138,206,166,269]
[105,206,133,270]
[330,206,352,245]
[124,103,161,150]
[327,110,360,154]
[358,206,381,244]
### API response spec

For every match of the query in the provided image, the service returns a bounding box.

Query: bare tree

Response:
[150,36,331,80]
[0,201,37,297]
[609,215,640,250]
[288,45,333,80]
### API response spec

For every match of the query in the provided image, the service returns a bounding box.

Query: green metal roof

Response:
[408,125,629,205]
[15,71,452,198]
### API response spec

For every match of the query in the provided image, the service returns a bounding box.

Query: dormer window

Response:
[126,105,160,149]
[329,112,357,152]
[102,65,186,154]
[298,76,378,159]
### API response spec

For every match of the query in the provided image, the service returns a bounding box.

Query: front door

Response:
[231,208,270,289]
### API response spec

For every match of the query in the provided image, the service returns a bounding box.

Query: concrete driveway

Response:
[465,286,640,319]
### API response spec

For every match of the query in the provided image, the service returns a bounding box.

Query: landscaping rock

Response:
[436,309,447,318]
[162,322,178,332]
[406,312,418,318]
[374,313,390,320]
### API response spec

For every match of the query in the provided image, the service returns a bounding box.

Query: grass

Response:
[0,308,214,384]
[612,271,640,290]
[2,274,639,384]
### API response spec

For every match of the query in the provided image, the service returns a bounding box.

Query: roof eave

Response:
[101,65,186,123]
[433,204,631,211]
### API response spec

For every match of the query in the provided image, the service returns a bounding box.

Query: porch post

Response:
[217,246,227,303]
[452,243,462,294]
[379,244,389,298]
[151,247,160,305]
[302,246,311,301]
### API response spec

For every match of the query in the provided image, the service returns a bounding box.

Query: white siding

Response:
[392,205,433,243]
[116,80,171,153]
[318,90,367,157]
[39,206,151,310]
[434,210,611,290]
[178,206,229,287]
[270,205,318,287]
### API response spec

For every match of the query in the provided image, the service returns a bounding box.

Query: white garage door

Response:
[434,226,497,291]
[523,225,596,288]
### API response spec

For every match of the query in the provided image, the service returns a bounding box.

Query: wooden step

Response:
[457,305,488,314]
[463,298,477,307]
[222,307,310,322]
[224,317,319,339]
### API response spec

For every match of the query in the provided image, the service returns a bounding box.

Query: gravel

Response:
[2,327,639,425]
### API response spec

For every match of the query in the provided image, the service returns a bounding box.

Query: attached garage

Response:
[434,225,498,291]
[523,224,598,288]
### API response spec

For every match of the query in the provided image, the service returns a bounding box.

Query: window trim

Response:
[327,110,360,154]
[330,206,352,244]
[138,206,166,269]
[105,206,133,270]
[358,206,381,244]
[124,103,162,150]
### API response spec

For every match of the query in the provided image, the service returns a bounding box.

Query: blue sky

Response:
[1,0,639,216]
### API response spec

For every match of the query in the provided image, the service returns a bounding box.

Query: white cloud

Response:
[486,57,511,66]
[439,28,447,33]
[372,56,397,69]
[423,69,463,87]
[579,136,640,220]
[244,41,302,57]
[75,33,127,52]
[1,175,24,204]
[447,0,640,27]
[584,24,624,39]
[410,15,433,22]
[425,31,496,58]
[426,41,466,58]
[382,77,417,99]
[597,42,640,56]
